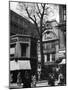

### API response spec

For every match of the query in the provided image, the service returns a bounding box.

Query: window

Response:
[52,53,55,61]
[10,44,16,57]
[46,43,51,50]
[51,42,55,48]
[47,54,50,62]
[43,43,46,50]
[21,44,27,57]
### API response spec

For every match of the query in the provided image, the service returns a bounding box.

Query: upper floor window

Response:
[63,5,66,21]
[21,44,28,57]
[43,42,55,50]
[10,44,16,57]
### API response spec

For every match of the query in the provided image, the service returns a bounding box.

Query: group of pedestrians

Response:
[48,66,65,86]
[17,71,37,88]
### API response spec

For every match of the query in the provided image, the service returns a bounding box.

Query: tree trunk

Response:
[40,36,44,66]
[39,34,44,79]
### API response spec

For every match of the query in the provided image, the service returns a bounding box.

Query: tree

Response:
[17,2,54,78]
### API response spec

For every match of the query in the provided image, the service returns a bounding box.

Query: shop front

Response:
[10,35,38,88]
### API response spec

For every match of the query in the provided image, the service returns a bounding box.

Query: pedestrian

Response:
[48,73,55,86]
[17,72,22,86]
[58,73,64,85]
[23,71,31,88]
[31,75,36,87]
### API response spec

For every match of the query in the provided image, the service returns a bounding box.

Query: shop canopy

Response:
[59,59,66,65]
[10,60,31,71]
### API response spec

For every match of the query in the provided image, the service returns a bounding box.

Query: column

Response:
[38,54,41,63]
[55,44,59,60]
[15,42,21,58]
[44,55,47,63]
[50,54,52,62]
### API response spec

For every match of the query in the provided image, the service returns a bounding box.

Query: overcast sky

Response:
[10,2,59,23]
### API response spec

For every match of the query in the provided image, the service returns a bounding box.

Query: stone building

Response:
[37,20,59,80]
[37,4,66,81]
[57,4,66,84]
[10,10,38,85]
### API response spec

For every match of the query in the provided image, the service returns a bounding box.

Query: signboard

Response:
[10,37,29,43]
[10,48,15,54]
[43,31,57,41]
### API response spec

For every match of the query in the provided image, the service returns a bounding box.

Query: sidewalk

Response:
[9,80,49,88]
[9,83,23,89]
[36,80,49,87]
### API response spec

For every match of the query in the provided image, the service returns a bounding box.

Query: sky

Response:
[10,2,59,23]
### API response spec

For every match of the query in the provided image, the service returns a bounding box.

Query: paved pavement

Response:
[36,80,49,87]
[9,83,23,89]
[10,80,49,89]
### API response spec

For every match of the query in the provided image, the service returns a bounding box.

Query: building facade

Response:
[10,10,38,85]
[37,20,59,80]
[37,4,66,81]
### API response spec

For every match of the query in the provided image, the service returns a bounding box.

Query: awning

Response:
[59,59,66,65]
[10,61,19,70]
[10,60,31,71]
[18,61,31,70]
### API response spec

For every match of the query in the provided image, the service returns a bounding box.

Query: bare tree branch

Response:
[42,3,46,15]
[41,3,45,9]
[36,11,41,18]
[25,8,35,22]
[33,15,37,22]
[40,3,46,28]
[33,15,40,36]
[36,4,41,15]
[24,7,40,36]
